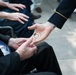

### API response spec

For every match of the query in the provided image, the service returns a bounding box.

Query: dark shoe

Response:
[30,13,41,20]
[35,7,42,13]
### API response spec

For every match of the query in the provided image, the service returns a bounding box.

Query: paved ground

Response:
[32,0,76,75]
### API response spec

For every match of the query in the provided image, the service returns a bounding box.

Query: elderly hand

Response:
[16,37,37,60]
[28,22,55,44]
[8,38,29,50]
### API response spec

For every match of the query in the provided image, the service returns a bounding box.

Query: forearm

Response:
[0,0,8,7]
[0,11,10,19]
[48,0,76,29]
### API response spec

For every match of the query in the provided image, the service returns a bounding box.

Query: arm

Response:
[0,33,29,50]
[0,37,37,75]
[0,0,25,11]
[0,11,29,24]
[0,0,8,7]
[28,0,76,44]
[48,0,76,29]
[0,0,28,24]
[0,52,20,75]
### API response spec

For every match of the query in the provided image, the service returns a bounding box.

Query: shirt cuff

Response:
[48,12,67,29]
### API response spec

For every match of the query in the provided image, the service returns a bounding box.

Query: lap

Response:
[0,8,33,37]
[13,72,58,75]
[26,72,58,75]
[18,42,54,73]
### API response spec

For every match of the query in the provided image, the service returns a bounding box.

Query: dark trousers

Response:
[15,72,58,75]
[13,42,62,75]
[0,0,33,38]
[9,0,33,13]
[13,72,58,75]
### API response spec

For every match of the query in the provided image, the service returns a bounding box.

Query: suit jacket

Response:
[48,0,76,29]
[0,34,20,75]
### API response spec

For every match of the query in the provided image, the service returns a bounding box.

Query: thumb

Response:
[28,24,37,30]
[25,37,33,46]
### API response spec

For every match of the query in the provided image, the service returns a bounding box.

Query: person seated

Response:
[0,0,40,38]
[9,0,41,21]
[0,33,62,75]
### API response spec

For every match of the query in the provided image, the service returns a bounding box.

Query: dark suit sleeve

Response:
[0,34,10,44]
[0,52,20,75]
[48,0,76,29]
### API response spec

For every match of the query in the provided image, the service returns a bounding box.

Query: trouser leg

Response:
[17,42,62,75]
[26,72,58,75]
[0,0,34,38]
[13,72,58,75]
[35,42,62,75]
[18,0,33,13]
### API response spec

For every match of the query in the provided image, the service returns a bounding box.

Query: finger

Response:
[25,37,33,47]
[28,25,37,30]
[20,38,29,41]
[31,36,44,45]
[30,39,38,45]
[18,18,25,24]
[19,5,25,9]
[17,38,29,45]
[18,4,26,8]
[12,7,19,11]
[15,6,24,10]
[32,46,37,54]
[14,4,26,9]
[19,16,28,22]
[32,40,39,45]
[20,13,29,18]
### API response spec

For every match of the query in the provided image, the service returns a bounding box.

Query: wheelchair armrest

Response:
[0,26,15,37]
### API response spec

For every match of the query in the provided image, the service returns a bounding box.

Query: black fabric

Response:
[0,33,10,44]
[14,42,62,75]
[18,72,58,75]
[0,49,3,57]
[0,0,33,38]
[48,0,76,29]
[0,52,20,75]
[0,41,62,75]
[9,0,33,13]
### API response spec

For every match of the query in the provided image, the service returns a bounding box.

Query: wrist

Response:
[46,22,55,28]
[8,38,15,47]
[5,2,9,7]
[0,0,9,7]
[44,22,55,31]
[0,12,10,19]
[4,12,10,19]
[16,50,24,61]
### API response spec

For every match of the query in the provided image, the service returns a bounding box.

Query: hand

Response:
[28,22,55,44]
[16,37,37,60]
[8,38,29,50]
[6,12,29,24]
[6,3,25,11]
